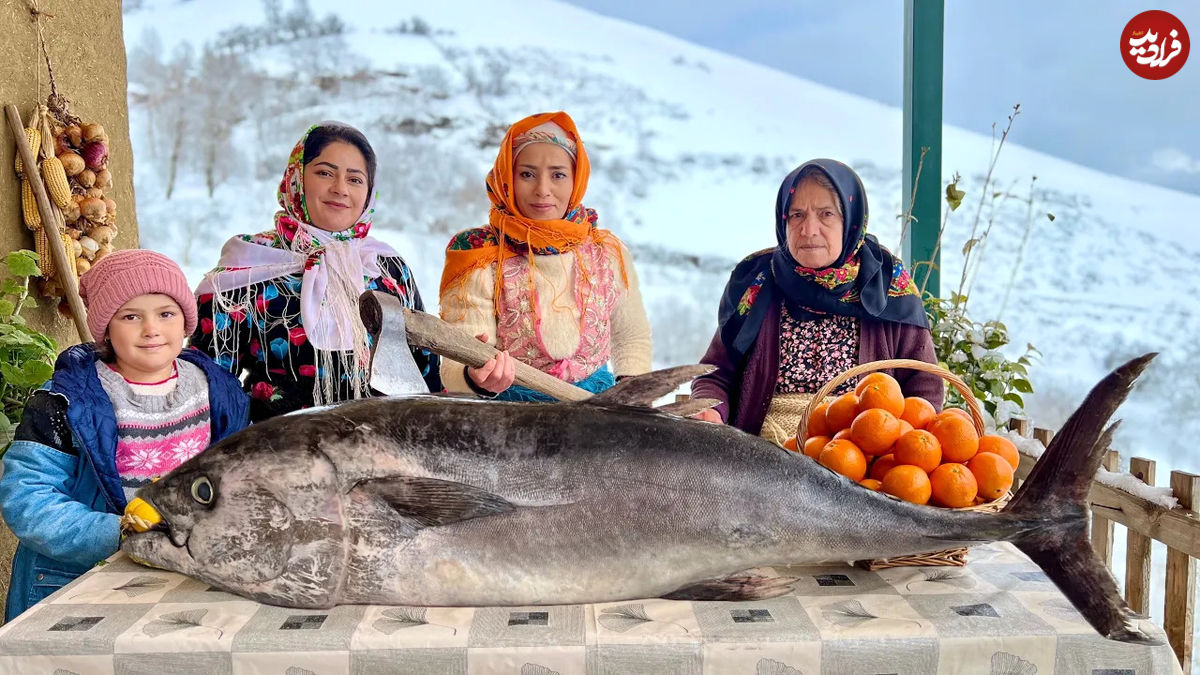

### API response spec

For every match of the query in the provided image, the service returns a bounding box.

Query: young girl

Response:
[439,111,652,399]
[0,250,249,620]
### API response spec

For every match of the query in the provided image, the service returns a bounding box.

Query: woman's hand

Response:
[466,334,516,393]
[691,408,723,424]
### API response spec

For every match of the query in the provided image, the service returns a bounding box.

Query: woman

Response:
[193,122,441,421]
[439,111,652,400]
[692,159,942,441]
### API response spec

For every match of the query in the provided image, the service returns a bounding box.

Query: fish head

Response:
[121,424,347,605]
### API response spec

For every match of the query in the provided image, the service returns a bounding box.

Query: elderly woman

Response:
[438,111,652,400]
[192,122,441,422]
[692,159,942,440]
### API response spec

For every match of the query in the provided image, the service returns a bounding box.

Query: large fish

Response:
[122,354,1161,645]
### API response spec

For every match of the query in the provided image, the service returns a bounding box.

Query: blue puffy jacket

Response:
[0,344,249,621]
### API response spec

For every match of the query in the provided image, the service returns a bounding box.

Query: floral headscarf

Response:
[439,111,627,321]
[196,124,398,405]
[716,159,927,365]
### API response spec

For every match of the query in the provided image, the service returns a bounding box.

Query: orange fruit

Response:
[782,436,800,452]
[901,396,937,430]
[824,392,860,432]
[818,439,868,482]
[802,435,831,460]
[832,428,854,442]
[855,372,897,397]
[978,435,1020,470]
[928,414,979,463]
[938,407,973,424]
[850,408,903,455]
[884,420,915,457]
[881,464,932,505]
[869,453,898,481]
[968,452,1015,501]
[806,401,832,438]
[929,462,978,508]
[857,378,905,417]
[892,430,942,473]
[859,478,882,491]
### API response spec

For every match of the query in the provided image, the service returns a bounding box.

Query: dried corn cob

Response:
[34,228,53,276]
[13,127,40,176]
[65,233,78,277]
[41,156,73,208]
[20,178,41,230]
[33,229,79,281]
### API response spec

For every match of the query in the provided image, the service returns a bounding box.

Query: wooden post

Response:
[1124,457,1156,615]
[1032,427,1053,448]
[5,104,93,342]
[1090,449,1120,567]
[1008,417,1030,437]
[1164,471,1197,671]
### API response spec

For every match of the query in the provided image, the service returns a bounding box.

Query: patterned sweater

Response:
[96,360,211,502]
[193,255,442,422]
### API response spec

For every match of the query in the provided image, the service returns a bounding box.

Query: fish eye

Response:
[190,476,214,505]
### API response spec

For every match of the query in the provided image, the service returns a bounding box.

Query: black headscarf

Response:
[716,159,928,366]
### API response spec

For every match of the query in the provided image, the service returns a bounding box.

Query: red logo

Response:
[1122,10,1189,80]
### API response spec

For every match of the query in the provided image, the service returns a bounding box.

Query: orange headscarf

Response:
[440,111,627,318]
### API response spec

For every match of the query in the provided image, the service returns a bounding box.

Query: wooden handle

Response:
[400,308,592,402]
[797,358,985,442]
[6,104,93,343]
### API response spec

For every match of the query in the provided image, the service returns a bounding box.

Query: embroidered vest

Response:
[495,240,619,383]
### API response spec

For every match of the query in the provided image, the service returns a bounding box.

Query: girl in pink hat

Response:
[0,249,249,620]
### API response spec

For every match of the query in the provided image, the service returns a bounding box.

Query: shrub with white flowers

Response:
[925,292,1038,418]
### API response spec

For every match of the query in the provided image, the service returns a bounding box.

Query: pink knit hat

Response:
[78,249,198,341]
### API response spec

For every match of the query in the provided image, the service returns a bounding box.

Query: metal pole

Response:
[901,0,944,298]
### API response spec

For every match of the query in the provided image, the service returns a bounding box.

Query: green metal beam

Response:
[901,0,944,298]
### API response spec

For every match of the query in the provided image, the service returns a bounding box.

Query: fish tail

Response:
[1002,352,1160,645]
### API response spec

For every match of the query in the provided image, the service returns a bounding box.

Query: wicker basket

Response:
[760,393,828,447]
[795,359,1006,569]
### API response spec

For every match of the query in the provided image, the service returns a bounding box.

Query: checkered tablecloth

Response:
[0,542,1181,674]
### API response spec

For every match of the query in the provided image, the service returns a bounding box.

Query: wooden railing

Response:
[1008,419,1199,672]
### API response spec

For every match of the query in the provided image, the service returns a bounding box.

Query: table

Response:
[0,542,1181,674]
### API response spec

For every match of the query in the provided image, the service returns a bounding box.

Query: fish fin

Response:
[661,574,798,601]
[657,398,720,418]
[586,365,715,408]
[1004,352,1162,646]
[354,476,514,527]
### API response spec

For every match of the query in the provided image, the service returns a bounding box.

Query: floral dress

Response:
[192,255,441,422]
[776,305,860,395]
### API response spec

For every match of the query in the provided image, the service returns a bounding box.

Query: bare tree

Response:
[194,46,250,197]
[162,45,194,200]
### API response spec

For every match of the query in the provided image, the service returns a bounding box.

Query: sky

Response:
[562,0,1200,198]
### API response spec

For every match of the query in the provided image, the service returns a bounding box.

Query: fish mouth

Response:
[122,497,189,548]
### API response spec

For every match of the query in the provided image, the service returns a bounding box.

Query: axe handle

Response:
[401,308,592,402]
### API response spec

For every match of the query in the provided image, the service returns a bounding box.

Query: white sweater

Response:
[440,243,652,393]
